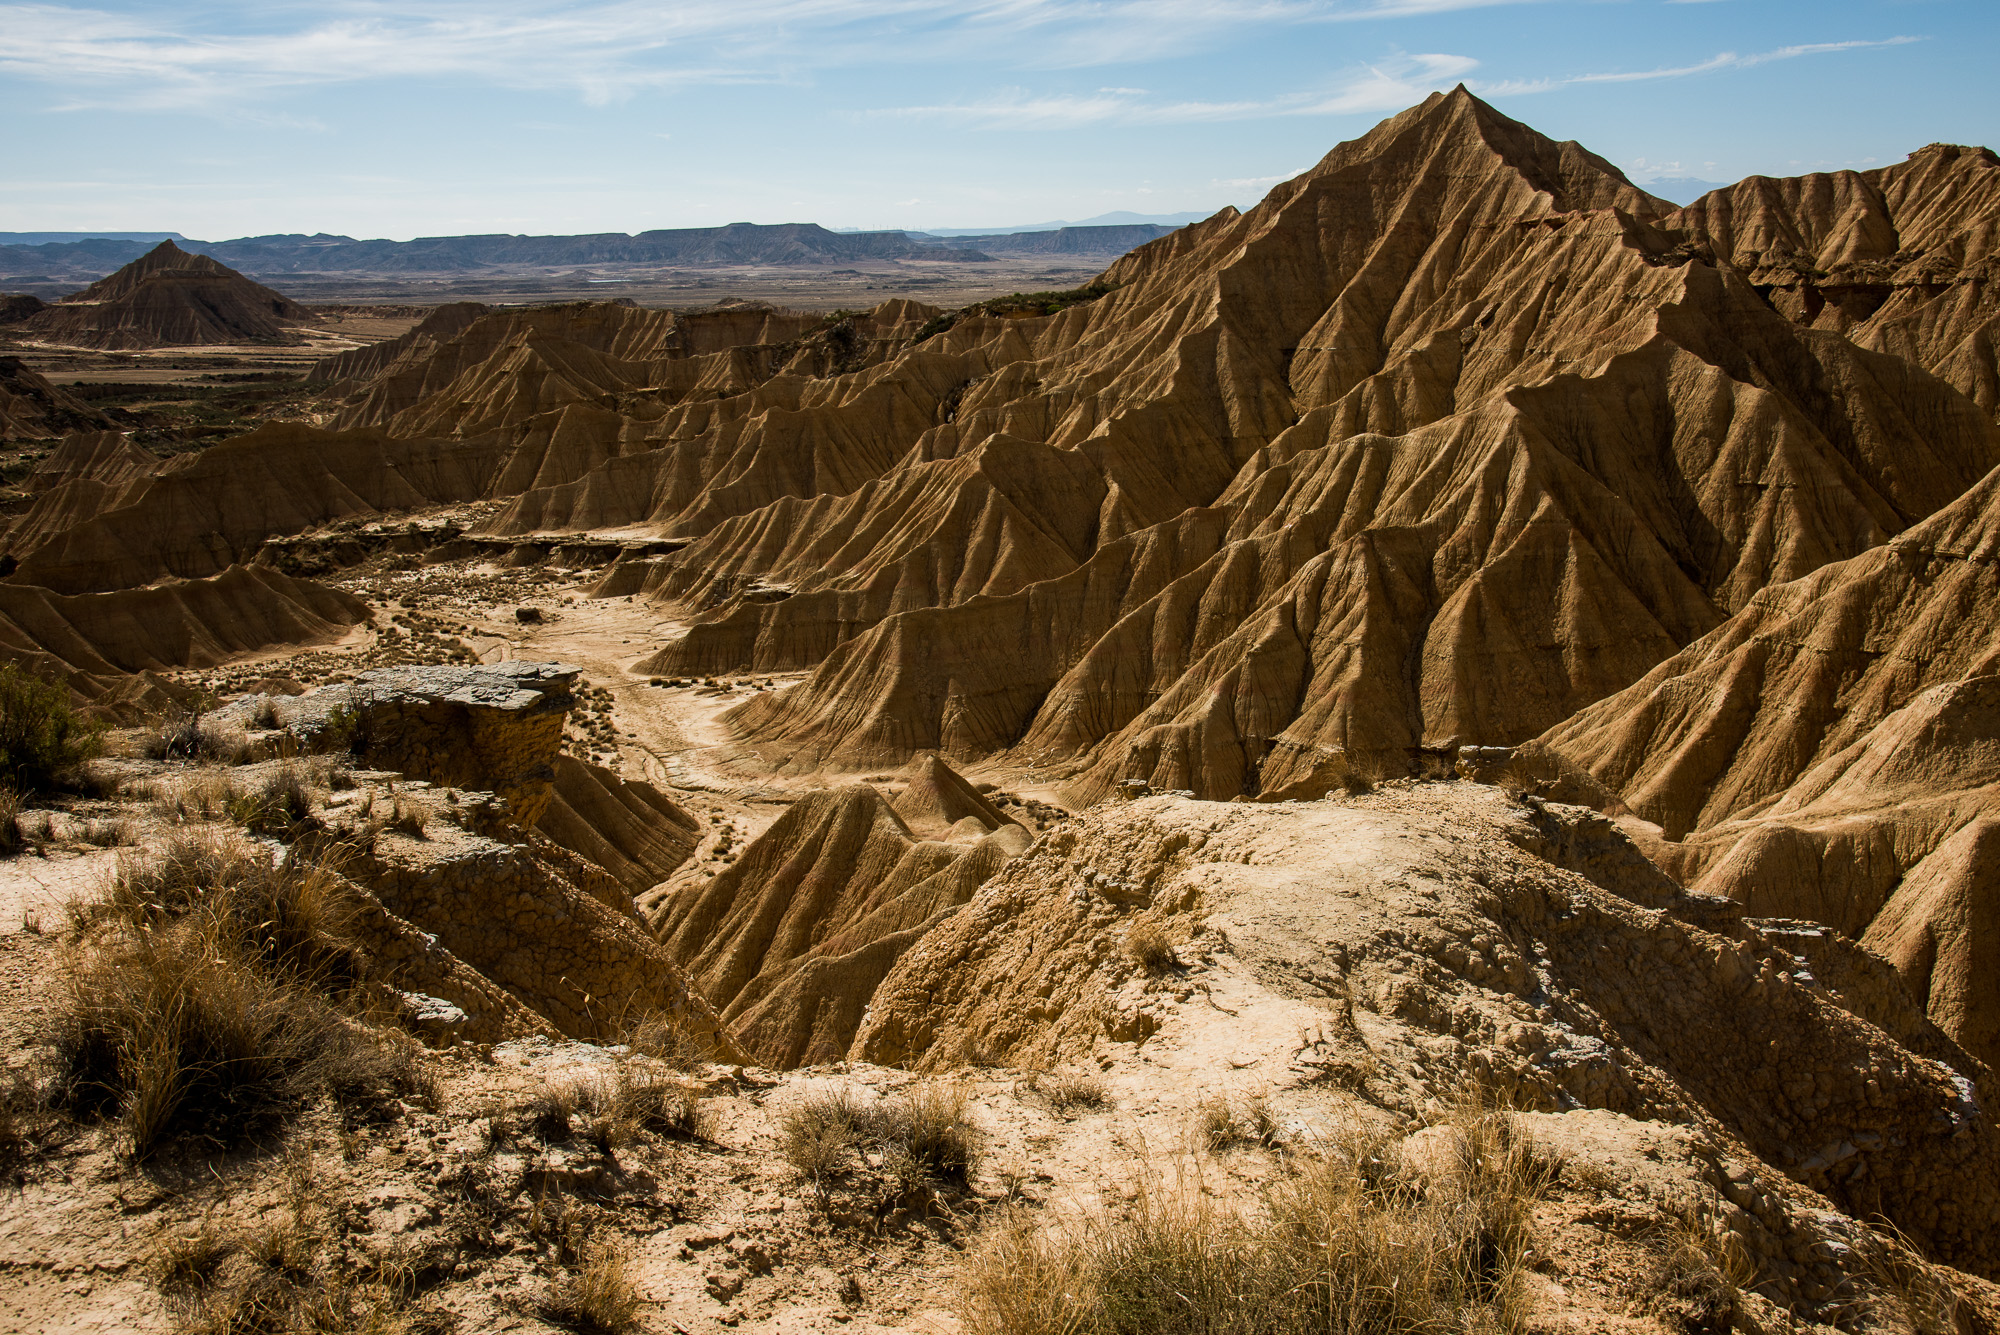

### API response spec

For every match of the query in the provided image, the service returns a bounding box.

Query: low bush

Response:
[0,787,20,855]
[0,661,102,794]
[780,1089,860,1187]
[957,1111,1550,1335]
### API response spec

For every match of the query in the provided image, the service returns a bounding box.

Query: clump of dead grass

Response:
[150,1181,438,1335]
[1035,1070,1109,1115]
[611,1067,713,1141]
[625,1010,716,1070]
[958,1110,1551,1335]
[1853,1224,1963,1335]
[1637,1206,1754,1335]
[48,832,429,1157]
[144,705,248,767]
[228,763,318,837]
[1191,1091,1282,1152]
[0,1068,59,1185]
[780,1082,978,1205]
[541,1236,644,1334]
[1124,921,1174,973]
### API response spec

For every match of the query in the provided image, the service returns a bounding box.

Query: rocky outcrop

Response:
[856,785,2000,1279]
[538,753,701,896]
[3,421,510,593]
[889,752,1015,839]
[305,301,491,391]
[1534,465,2000,1068]
[354,817,731,1050]
[690,89,1997,795]
[219,661,578,826]
[203,667,724,1051]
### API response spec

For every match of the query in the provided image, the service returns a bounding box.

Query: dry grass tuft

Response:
[145,707,247,767]
[1854,1224,1963,1335]
[780,1088,862,1187]
[0,1069,58,1184]
[542,1237,644,1334]
[625,1010,715,1071]
[230,764,318,837]
[524,1078,598,1145]
[1036,1070,1109,1115]
[611,1068,713,1141]
[49,834,428,1157]
[1124,922,1174,973]
[1191,1092,1282,1152]
[151,1189,432,1335]
[153,1214,239,1298]
[958,1111,1550,1335]
[780,1082,978,1200]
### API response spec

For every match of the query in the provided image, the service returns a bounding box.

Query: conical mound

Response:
[21,240,316,350]
[889,752,1013,837]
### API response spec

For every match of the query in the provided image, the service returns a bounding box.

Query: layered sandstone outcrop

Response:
[220,660,579,825]
[205,665,722,1051]
[0,565,368,697]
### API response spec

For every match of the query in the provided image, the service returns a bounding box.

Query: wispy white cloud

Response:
[1474,34,1923,96]
[869,51,1478,127]
[0,0,1550,109]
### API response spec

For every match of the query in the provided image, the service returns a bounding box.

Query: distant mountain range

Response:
[1,224,999,277]
[889,210,1214,236]
[913,223,1182,255]
[0,219,1204,287]
[0,231,188,247]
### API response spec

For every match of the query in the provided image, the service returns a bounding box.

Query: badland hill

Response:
[16,240,317,350]
[3,87,2000,1332]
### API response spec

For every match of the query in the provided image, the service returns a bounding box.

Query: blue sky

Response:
[1,0,1992,239]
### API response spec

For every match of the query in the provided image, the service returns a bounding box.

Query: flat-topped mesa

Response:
[215,660,579,826]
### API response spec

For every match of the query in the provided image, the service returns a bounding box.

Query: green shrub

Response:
[0,662,102,795]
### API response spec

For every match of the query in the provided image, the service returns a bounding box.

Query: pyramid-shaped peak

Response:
[1298,84,1665,219]
[30,238,313,347]
[890,752,1012,837]
[65,238,245,305]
